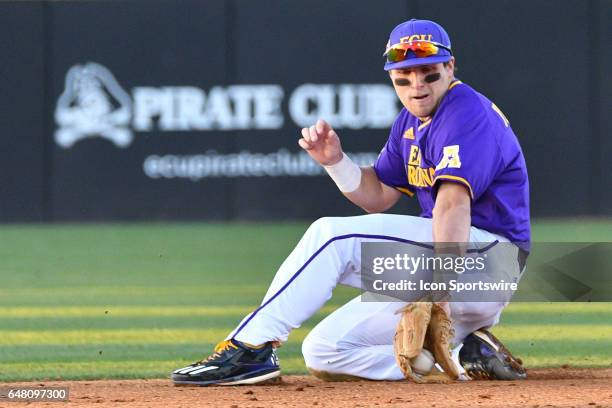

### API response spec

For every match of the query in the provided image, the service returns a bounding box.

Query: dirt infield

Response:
[2,368,612,408]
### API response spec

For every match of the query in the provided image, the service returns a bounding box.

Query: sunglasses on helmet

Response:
[383,40,452,63]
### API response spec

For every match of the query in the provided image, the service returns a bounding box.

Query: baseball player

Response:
[172,18,529,385]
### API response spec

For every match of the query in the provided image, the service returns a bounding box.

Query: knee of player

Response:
[302,335,365,382]
[302,332,330,370]
[451,302,502,323]
[301,333,319,366]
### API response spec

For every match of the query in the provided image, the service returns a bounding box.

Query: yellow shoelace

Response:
[200,340,238,363]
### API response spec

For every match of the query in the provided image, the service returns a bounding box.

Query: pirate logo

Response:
[55,62,133,148]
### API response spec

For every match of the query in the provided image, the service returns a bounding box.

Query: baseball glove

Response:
[393,302,460,383]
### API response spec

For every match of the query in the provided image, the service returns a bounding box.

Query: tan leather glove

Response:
[393,302,460,383]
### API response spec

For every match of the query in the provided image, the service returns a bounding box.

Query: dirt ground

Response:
[1,368,611,408]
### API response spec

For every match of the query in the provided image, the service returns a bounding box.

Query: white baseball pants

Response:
[227,214,521,380]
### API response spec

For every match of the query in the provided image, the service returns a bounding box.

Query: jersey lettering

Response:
[406,145,435,187]
[408,144,421,166]
[407,165,435,188]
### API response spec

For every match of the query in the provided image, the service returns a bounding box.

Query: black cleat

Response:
[459,329,527,380]
[171,339,280,386]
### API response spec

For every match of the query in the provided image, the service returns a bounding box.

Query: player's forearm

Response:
[323,155,400,213]
[343,167,399,213]
[433,204,470,243]
[432,184,471,255]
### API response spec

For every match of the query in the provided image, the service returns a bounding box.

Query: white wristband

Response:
[323,153,362,193]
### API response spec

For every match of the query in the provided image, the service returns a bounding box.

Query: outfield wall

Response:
[0,0,609,222]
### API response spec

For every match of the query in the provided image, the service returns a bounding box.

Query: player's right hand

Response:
[298,119,343,166]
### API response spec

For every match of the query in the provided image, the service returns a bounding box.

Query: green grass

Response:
[0,219,611,381]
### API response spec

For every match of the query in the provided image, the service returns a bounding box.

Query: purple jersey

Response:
[374,80,531,248]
